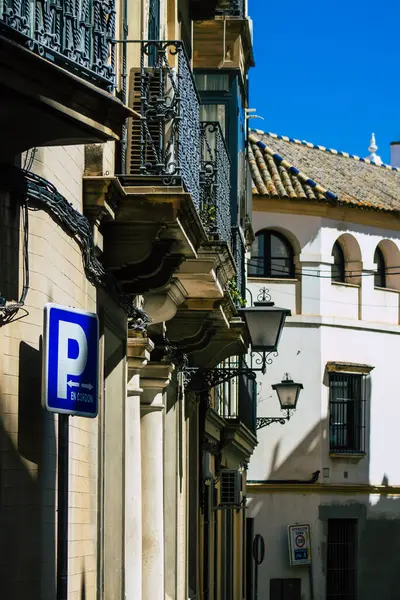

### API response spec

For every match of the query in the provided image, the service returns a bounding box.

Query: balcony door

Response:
[148,0,160,40]
[147,0,160,66]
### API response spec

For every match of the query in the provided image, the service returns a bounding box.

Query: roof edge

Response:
[248,133,338,203]
[251,129,400,173]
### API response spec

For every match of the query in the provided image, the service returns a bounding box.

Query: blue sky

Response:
[248,0,400,164]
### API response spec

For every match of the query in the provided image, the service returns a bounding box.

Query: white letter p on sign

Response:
[57,321,88,399]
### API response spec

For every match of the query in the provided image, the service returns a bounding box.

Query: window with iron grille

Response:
[326,519,357,600]
[329,373,366,454]
[220,469,241,506]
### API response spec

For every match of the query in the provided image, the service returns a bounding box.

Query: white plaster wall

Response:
[247,491,399,600]
[247,321,323,482]
[248,278,297,315]
[320,324,400,487]
[248,209,400,599]
[249,210,400,486]
[247,492,323,600]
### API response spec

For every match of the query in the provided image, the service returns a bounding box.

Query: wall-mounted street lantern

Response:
[189,288,291,391]
[239,288,291,374]
[256,373,303,430]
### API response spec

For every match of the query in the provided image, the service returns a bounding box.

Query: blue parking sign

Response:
[42,303,99,417]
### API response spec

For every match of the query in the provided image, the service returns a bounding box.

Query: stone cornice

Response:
[247,482,400,494]
[326,361,375,374]
[285,315,400,335]
[253,196,400,231]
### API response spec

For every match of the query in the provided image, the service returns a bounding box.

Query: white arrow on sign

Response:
[81,383,94,391]
[67,380,79,388]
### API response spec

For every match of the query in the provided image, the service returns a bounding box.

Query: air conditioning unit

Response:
[220,469,242,507]
[127,67,178,178]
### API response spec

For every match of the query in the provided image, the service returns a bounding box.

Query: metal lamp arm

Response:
[256,409,292,430]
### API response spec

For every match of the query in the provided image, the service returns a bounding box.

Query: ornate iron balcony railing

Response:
[199,121,231,245]
[215,0,245,17]
[0,0,116,89]
[126,40,200,208]
[231,226,246,299]
[214,358,257,434]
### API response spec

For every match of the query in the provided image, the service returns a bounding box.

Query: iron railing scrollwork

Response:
[231,226,246,299]
[1,0,116,89]
[199,121,231,244]
[216,0,245,17]
[134,40,200,207]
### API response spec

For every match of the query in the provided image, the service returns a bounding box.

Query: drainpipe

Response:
[247,470,320,485]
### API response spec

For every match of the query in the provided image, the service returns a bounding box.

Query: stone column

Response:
[140,362,174,600]
[125,332,154,600]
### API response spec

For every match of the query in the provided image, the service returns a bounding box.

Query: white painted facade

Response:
[247,209,400,600]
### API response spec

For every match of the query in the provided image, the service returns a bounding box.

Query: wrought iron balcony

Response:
[199,121,231,245]
[215,0,245,17]
[125,40,200,207]
[215,358,257,434]
[0,0,116,89]
[231,226,246,301]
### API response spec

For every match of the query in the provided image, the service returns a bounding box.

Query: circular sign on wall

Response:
[295,534,305,548]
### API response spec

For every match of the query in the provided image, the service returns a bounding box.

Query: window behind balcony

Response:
[147,0,160,66]
[215,356,239,419]
[214,357,256,432]
[195,73,230,92]
[329,373,366,454]
[148,0,160,39]
[199,104,227,139]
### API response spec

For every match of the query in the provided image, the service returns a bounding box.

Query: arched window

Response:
[374,246,386,288]
[332,241,345,283]
[249,230,294,278]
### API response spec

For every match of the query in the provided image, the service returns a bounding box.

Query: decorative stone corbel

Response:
[126,330,155,395]
[143,278,188,324]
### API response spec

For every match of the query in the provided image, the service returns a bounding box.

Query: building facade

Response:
[246,131,400,600]
[0,1,257,599]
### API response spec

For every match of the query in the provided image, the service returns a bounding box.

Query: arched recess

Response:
[332,233,362,285]
[374,239,400,290]
[249,227,301,279]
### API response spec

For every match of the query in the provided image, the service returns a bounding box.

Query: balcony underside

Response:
[193,18,255,72]
[0,35,133,157]
[95,184,207,295]
[222,419,258,461]
[165,302,249,369]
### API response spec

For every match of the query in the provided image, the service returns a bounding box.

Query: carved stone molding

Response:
[203,436,220,456]
[143,278,188,325]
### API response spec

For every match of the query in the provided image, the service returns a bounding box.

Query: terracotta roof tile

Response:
[249,130,400,213]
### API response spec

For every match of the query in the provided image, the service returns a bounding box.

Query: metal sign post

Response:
[288,524,313,600]
[252,533,265,600]
[57,413,69,600]
[42,304,99,600]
